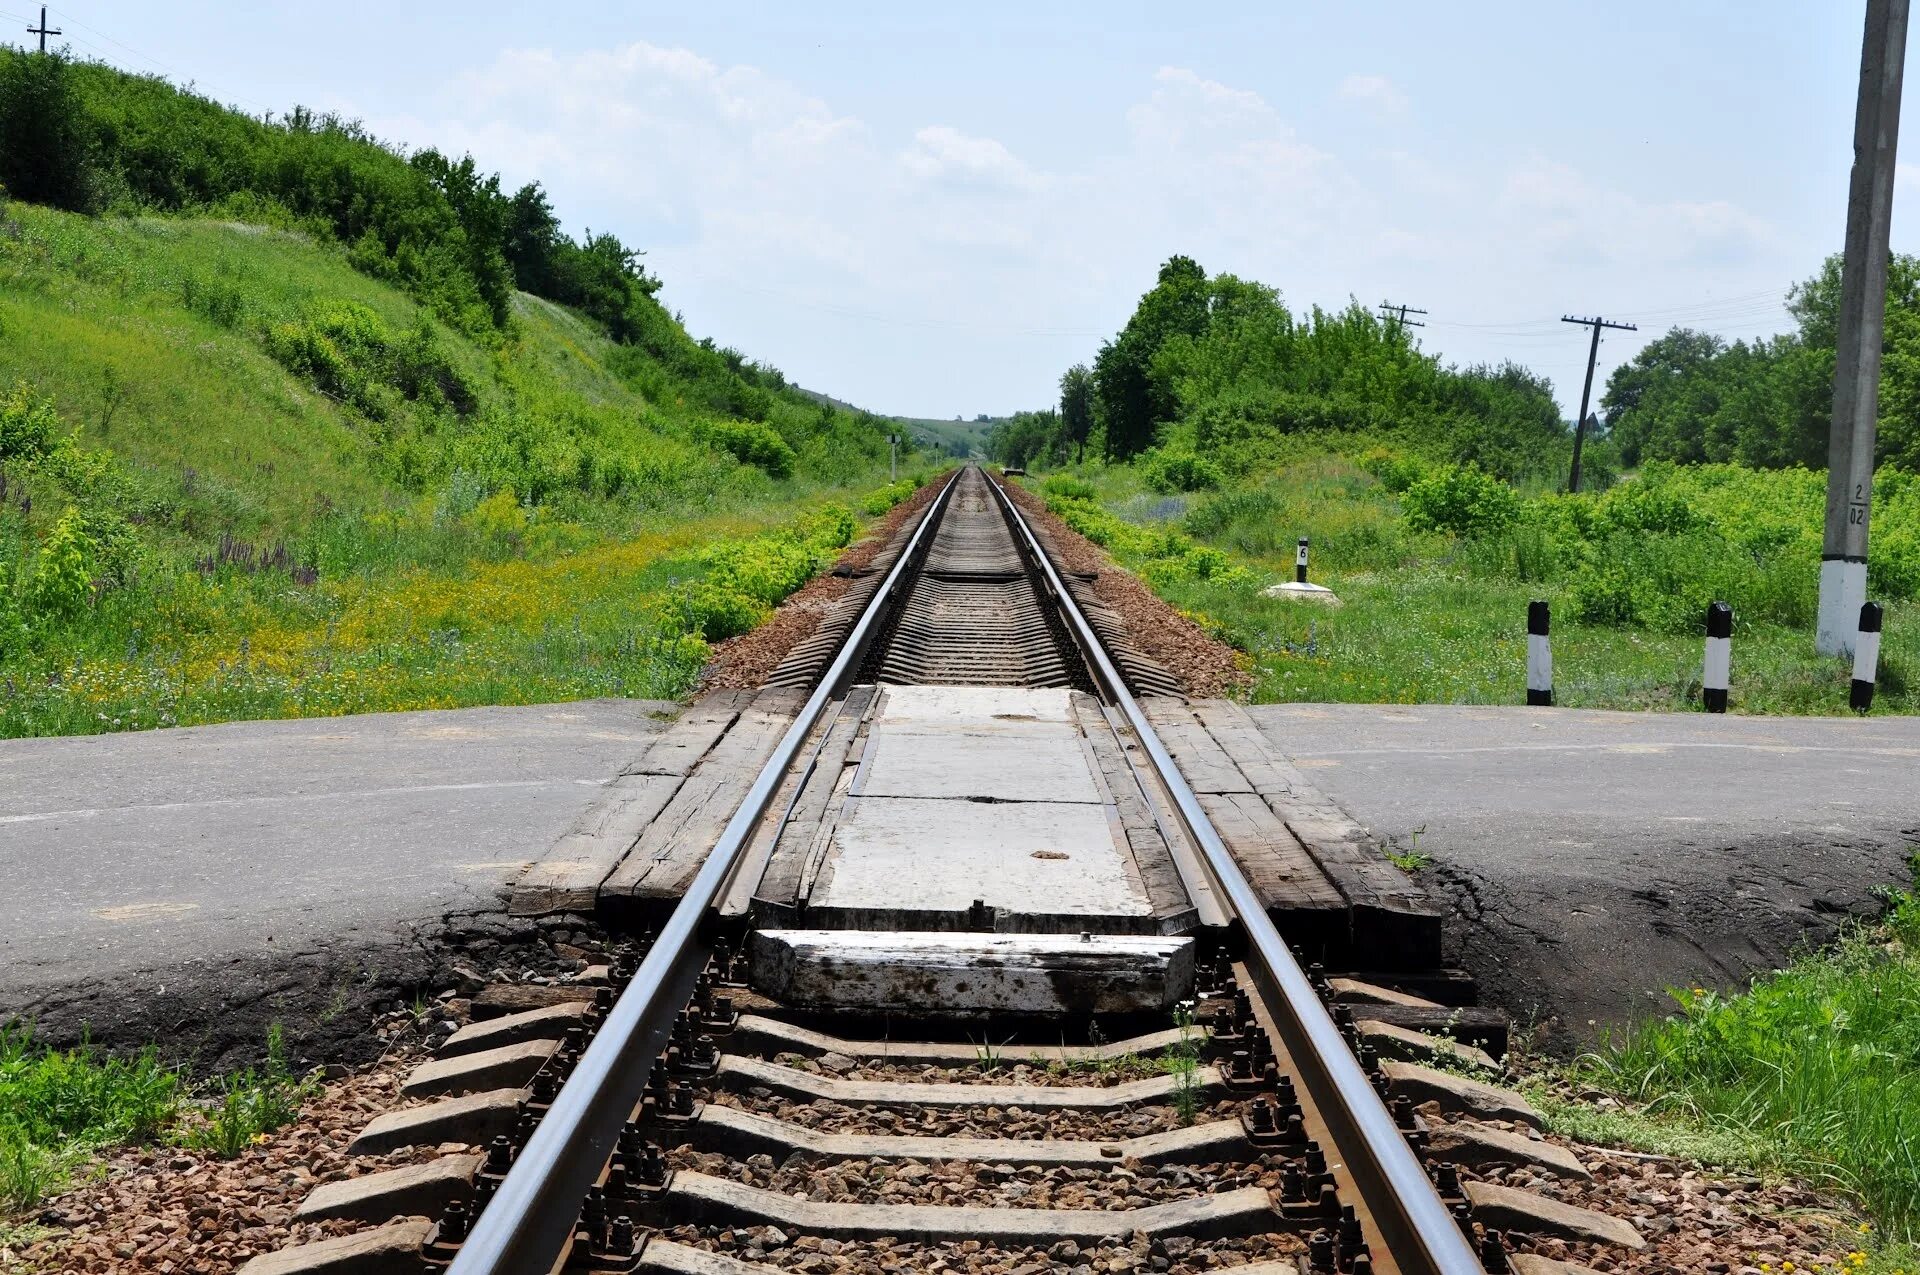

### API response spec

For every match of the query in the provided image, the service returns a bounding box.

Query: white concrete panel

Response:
[875,685,1077,728]
[815,796,1148,917]
[750,929,1195,1013]
[857,732,1101,803]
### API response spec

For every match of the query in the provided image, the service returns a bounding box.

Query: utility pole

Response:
[1561,314,1637,494]
[27,4,60,51]
[1819,0,1909,656]
[1376,301,1427,331]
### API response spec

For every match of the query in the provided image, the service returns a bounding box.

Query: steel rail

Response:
[985,471,1483,1275]
[447,467,964,1275]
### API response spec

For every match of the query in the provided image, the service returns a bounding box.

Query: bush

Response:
[0,382,61,462]
[1401,463,1521,536]
[1357,446,1426,494]
[696,418,796,480]
[1139,449,1223,494]
[28,507,96,617]
[681,582,766,641]
[1040,475,1098,502]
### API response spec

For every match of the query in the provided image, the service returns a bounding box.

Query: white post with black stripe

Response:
[1702,601,1733,713]
[1295,537,1310,584]
[1527,600,1553,706]
[1852,601,1885,712]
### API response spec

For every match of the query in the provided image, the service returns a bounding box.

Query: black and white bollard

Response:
[1526,600,1552,706]
[1851,601,1884,712]
[1295,537,1310,584]
[1702,601,1732,713]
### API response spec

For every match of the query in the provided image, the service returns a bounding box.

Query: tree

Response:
[1058,364,1094,462]
[1093,255,1210,459]
[0,49,96,211]
[503,182,563,295]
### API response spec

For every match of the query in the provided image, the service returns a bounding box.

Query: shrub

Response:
[681,582,767,641]
[0,382,61,462]
[1401,463,1521,536]
[1040,475,1098,502]
[28,507,96,617]
[1139,449,1223,494]
[1357,446,1426,494]
[696,418,796,480]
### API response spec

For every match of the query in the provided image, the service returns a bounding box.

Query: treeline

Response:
[1602,254,1920,472]
[992,255,1579,486]
[0,47,844,434]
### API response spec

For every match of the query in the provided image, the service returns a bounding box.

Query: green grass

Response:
[0,203,931,739]
[1023,457,1918,716]
[0,1023,319,1215]
[1567,863,1920,1241]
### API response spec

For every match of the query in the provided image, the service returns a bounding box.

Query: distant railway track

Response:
[249,465,1524,1275]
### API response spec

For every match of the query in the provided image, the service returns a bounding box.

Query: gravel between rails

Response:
[774,1054,1179,1088]
[653,1225,1309,1273]
[706,1090,1250,1141]
[996,478,1251,700]
[665,1147,1285,1210]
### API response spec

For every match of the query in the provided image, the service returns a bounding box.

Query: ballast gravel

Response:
[706,1089,1251,1142]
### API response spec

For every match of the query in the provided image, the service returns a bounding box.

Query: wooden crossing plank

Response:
[603,688,808,904]
[753,688,875,916]
[625,689,757,779]
[1071,694,1195,928]
[1139,697,1252,794]
[1186,699,1297,797]
[509,772,684,916]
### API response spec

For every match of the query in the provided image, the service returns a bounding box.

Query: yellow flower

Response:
[1782,1263,1794,1273]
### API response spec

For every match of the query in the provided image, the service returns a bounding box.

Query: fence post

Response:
[1295,537,1310,584]
[1527,601,1553,706]
[1702,601,1733,713]
[1851,601,1885,712]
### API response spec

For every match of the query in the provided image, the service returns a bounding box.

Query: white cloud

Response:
[1337,73,1409,114]
[349,43,1775,416]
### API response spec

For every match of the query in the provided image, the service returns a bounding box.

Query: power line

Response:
[1562,314,1638,494]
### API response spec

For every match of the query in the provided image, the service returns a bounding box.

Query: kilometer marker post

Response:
[1702,602,1733,713]
[1295,537,1310,584]
[1527,601,1553,706]
[1852,601,1885,711]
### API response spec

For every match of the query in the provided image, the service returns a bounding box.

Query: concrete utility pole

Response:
[1819,0,1910,656]
[27,4,60,51]
[1376,301,1427,331]
[1561,314,1637,494]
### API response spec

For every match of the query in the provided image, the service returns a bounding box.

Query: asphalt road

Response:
[0,700,669,1059]
[1247,704,1920,1044]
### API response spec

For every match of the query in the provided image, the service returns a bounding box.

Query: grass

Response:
[0,203,924,740]
[1554,859,1920,1260]
[0,1023,319,1215]
[1028,460,1918,716]
[1161,1003,1204,1126]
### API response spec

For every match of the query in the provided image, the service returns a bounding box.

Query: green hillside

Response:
[0,52,923,738]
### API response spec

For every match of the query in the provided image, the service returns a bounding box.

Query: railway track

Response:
[247,465,1565,1275]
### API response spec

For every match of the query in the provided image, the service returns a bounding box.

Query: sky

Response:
[9,2,1913,420]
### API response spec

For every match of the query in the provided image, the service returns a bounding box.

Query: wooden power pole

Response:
[1819,0,1910,656]
[27,5,60,51]
[1561,314,1636,494]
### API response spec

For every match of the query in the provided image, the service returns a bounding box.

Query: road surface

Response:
[1248,703,1920,1046]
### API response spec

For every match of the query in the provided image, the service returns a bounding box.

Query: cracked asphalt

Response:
[0,699,670,1064]
[1248,703,1920,1049]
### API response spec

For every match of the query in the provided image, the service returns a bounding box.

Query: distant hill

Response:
[796,390,1006,458]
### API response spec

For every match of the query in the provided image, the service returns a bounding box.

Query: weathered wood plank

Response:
[604,688,808,902]
[1195,791,1346,914]
[1140,697,1253,794]
[1186,699,1297,797]
[753,687,875,914]
[1071,694,1195,927]
[510,772,684,915]
[624,689,757,779]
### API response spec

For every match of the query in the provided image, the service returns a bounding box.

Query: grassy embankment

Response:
[1019,454,1916,715]
[1527,867,1920,1272]
[0,203,927,738]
